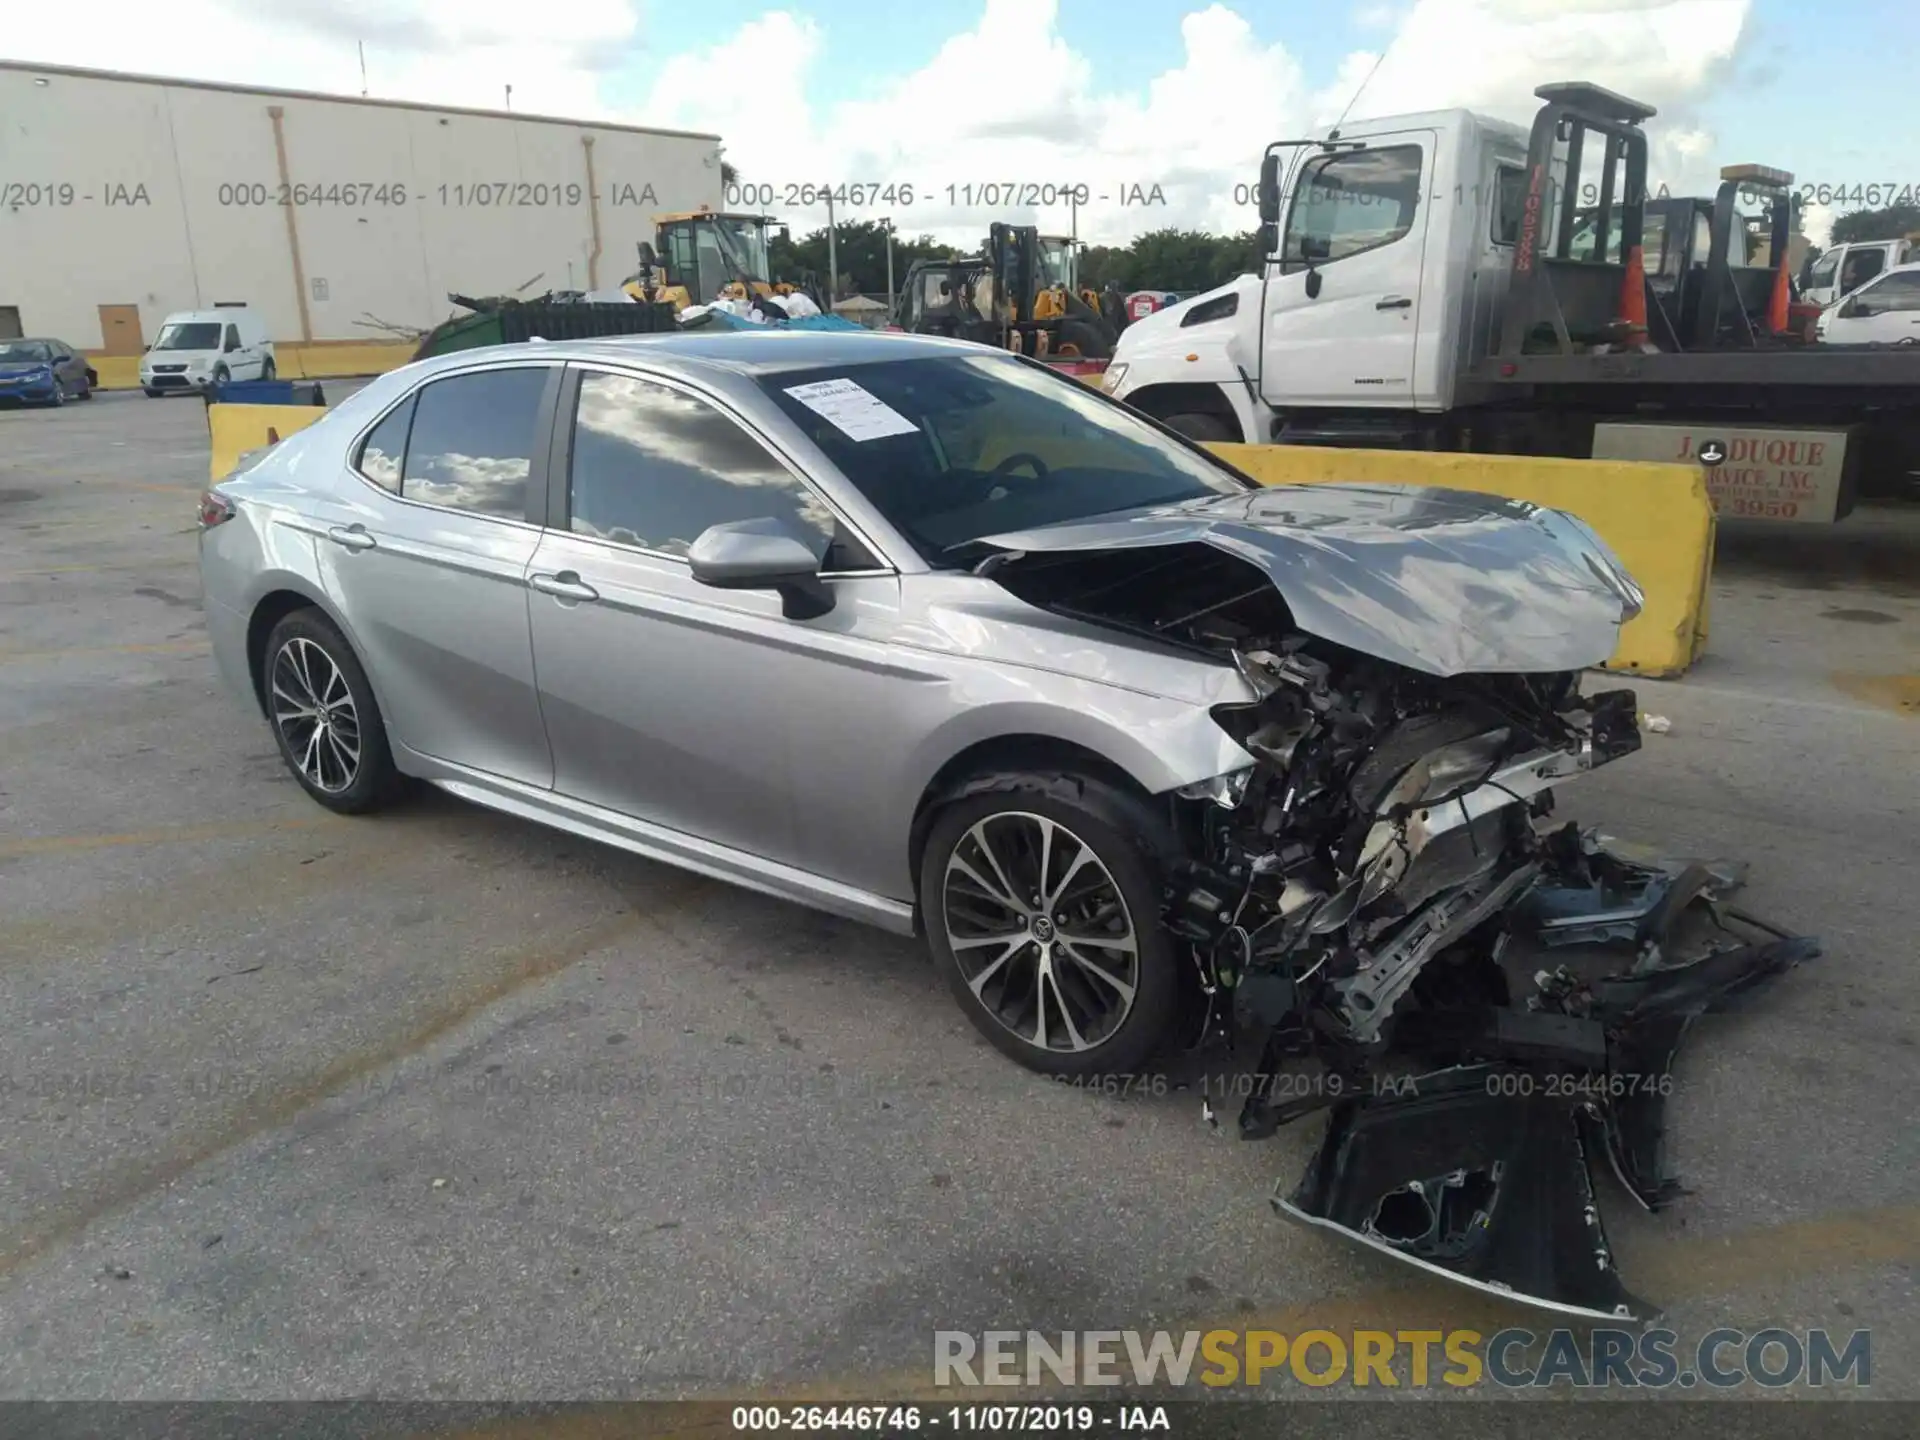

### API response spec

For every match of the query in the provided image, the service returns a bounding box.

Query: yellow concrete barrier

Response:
[1205,444,1715,678]
[208,404,329,484]
[90,356,142,391]
[278,342,417,380]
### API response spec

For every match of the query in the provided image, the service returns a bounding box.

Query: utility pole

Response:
[357,42,369,97]
[504,84,513,112]
[881,216,895,319]
[825,186,839,306]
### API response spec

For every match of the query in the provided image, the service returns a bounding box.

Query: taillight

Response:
[198,490,236,529]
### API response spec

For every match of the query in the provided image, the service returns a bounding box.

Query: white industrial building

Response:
[0,61,723,356]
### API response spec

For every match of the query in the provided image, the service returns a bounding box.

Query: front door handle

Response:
[1376,295,1413,310]
[327,525,376,551]
[529,570,599,602]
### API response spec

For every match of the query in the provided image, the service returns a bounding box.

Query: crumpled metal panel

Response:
[975,484,1645,677]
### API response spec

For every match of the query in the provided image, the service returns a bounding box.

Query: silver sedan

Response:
[198,330,1643,1078]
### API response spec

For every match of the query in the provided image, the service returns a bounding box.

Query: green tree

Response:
[1830,202,1920,244]
[770,220,951,297]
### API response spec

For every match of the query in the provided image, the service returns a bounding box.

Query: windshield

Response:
[154,322,223,351]
[0,341,52,363]
[756,354,1249,563]
[713,217,771,282]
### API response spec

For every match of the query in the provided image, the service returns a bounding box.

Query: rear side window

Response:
[401,367,550,519]
[1490,165,1525,246]
[356,395,415,493]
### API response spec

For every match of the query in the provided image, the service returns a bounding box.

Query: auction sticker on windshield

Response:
[784,378,919,442]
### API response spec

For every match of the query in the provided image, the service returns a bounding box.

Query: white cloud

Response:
[6,0,1755,247]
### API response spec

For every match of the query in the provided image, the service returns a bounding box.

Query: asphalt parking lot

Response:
[2,388,1918,1408]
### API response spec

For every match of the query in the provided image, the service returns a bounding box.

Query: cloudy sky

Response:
[7,0,1914,247]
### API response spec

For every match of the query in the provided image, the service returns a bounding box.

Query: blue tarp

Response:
[684,309,868,332]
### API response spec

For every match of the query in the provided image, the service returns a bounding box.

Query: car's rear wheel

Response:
[919,775,1182,1076]
[262,609,404,814]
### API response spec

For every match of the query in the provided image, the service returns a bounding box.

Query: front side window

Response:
[1856,271,1920,314]
[1809,252,1839,287]
[400,367,549,519]
[1282,145,1423,269]
[1841,249,1885,293]
[568,370,846,561]
[756,354,1248,564]
[223,325,240,351]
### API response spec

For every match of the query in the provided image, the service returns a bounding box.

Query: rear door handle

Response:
[529,570,599,602]
[327,525,376,551]
[1376,296,1413,310]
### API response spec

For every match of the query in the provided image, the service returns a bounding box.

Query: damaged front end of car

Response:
[977,484,1819,1323]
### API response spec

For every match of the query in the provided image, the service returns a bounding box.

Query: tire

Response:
[77,376,94,400]
[261,609,405,815]
[919,771,1182,1077]
[1163,411,1235,443]
[47,383,66,408]
[261,358,276,381]
[213,364,231,387]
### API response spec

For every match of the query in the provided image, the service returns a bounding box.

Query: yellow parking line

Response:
[0,814,341,860]
[0,638,209,664]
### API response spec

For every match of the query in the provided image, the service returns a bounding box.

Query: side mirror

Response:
[687,517,834,620]
[1257,152,1281,226]
[1305,269,1324,299]
[1258,220,1279,260]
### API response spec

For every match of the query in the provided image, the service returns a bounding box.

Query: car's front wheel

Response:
[919,774,1182,1076]
[262,609,404,814]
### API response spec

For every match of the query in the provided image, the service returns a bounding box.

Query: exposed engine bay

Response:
[979,495,1819,1323]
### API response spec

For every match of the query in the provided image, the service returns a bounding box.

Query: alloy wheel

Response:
[941,811,1140,1053]
[270,637,361,793]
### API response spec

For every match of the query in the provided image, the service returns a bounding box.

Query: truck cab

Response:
[1108,103,1530,440]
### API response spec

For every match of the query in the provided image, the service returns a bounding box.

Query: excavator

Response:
[895,223,1116,360]
[621,207,827,315]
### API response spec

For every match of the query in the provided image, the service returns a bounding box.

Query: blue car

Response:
[0,337,97,406]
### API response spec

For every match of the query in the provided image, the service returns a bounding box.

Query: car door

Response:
[312,361,560,788]
[1260,134,1435,408]
[525,363,901,875]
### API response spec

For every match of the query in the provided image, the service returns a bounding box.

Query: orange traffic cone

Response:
[1767,248,1791,334]
[1618,244,1649,340]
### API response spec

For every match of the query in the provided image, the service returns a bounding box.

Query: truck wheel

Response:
[1163,412,1236,443]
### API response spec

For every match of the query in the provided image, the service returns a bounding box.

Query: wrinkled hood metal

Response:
[975,484,1644,677]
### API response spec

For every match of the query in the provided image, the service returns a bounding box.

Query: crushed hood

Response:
[975,484,1644,677]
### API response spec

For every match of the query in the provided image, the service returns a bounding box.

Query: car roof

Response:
[501,328,997,380]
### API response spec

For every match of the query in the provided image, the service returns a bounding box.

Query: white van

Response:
[139,309,277,396]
